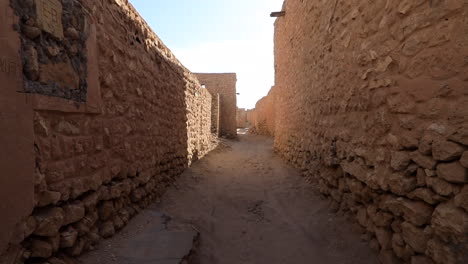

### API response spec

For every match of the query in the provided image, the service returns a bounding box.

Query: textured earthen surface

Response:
[0,0,219,263]
[248,87,277,136]
[236,108,248,128]
[196,73,238,138]
[253,0,468,263]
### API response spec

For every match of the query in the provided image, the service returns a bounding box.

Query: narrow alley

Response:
[79,131,377,264]
[1,0,467,263]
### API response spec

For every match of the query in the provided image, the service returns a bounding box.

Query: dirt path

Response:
[80,132,378,264]
[158,132,377,264]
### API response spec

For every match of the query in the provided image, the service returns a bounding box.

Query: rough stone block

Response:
[460,151,468,168]
[432,140,464,161]
[34,207,64,237]
[391,151,411,171]
[454,185,468,211]
[30,239,53,258]
[35,0,64,39]
[401,222,429,254]
[410,152,436,170]
[60,226,78,248]
[432,202,468,241]
[436,162,467,184]
[62,202,85,226]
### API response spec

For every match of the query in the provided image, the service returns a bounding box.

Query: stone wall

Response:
[248,87,277,136]
[0,0,216,262]
[260,0,467,263]
[195,73,237,138]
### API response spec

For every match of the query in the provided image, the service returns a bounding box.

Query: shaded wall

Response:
[196,73,237,138]
[256,0,468,263]
[248,87,277,136]
[0,0,216,262]
[236,108,248,128]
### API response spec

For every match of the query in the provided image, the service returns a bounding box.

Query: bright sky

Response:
[129,0,284,109]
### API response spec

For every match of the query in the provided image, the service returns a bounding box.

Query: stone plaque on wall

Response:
[36,0,64,39]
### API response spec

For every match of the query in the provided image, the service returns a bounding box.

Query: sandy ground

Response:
[158,132,377,264]
[80,131,378,264]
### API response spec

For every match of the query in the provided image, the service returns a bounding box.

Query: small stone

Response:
[416,169,426,187]
[47,233,60,252]
[66,237,86,256]
[392,233,405,247]
[426,239,458,264]
[68,44,79,55]
[98,186,111,200]
[62,202,85,225]
[432,140,464,161]
[410,151,436,169]
[30,239,53,258]
[411,256,434,264]
[388,173,417,195]
[407,188,444,205]
[34,207,64,237]
[37,190,61,207]
[24,45,39,80]
[392,243,414,261]
[65,27,80,40]
[449,125,468,146]
[380,196,433,226]
[432,202,468,241]
[373,211,394,227]
[401,222,429,253]
[82,192,99,211]
[375,228,392,250]
[99,221,115,238]
[391,151,411,171]
[46,45,61,57]
[454,185,468,211]
[113,216,125,230]
[60,226,78,248]
[10,216,37,244]
[460,151,468,168]
[56,121,80,135]
[426,176,457,196]
[419,134,434,155]
[424,169,436,177]
[436,162,467,183]
[98,200,115,221]
[22,25,41,39]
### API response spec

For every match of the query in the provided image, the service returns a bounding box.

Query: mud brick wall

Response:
[195,73,237,138]
[270,0,468,263]
[211,93,220,136]
[249,87,277,136]
[236,108,248,128]
[1,0,216,263]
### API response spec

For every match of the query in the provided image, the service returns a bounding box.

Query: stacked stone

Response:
[298,129,468,264]
[12,166,170,263]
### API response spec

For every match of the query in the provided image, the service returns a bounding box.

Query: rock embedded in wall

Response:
[11,0,88,101]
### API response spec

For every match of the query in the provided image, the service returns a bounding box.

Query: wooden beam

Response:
[270,11,285,17]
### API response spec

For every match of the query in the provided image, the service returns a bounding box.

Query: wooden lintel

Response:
[270,11,285,17]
